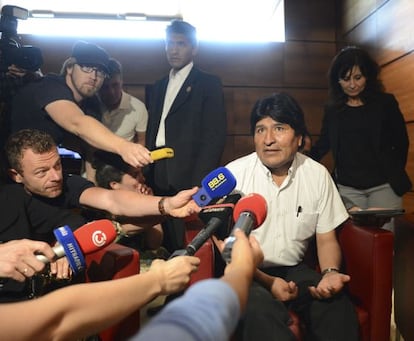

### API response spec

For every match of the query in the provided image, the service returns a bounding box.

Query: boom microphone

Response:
[192,167,237,207]
[36,219,117,274]
[221,193,267,263]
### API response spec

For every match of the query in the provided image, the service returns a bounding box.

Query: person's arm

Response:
[309,106,332,161]
[254,268,298,301]
[0,255,200,341]
[0,239,56,281]
[133,229,262,341]
[316,230,341,273]
[45,99,153,168]
[79,186,200,218]
[308,230,350,299]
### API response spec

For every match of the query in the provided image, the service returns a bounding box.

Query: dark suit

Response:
[146,66,227,250]
[311,93,411,196]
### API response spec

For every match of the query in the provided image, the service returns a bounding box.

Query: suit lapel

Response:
[168,68,198,116]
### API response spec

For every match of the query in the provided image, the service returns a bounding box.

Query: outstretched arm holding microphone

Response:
[0,228,262,341]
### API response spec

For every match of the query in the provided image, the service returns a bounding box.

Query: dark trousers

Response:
[148,160,186,252]
[236,263,359,341]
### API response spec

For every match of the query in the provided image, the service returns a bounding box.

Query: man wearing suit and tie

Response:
[145,20,227,251]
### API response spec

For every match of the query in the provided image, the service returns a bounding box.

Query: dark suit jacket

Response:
[146,67,227,195]
[310,93,411,196]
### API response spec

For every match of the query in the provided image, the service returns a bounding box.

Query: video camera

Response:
[0,5,43,72]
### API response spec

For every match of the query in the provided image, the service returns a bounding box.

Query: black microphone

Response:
[198,193,242,240]
[169,196,239,258]
[221,193,267,263]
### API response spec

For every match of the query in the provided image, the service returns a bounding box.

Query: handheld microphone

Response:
[198,193,242,239]
[150,147,174,161]
[36,219,117,274]
[221,193,267,263]
[169,200,237,258]
[192,167,237,207]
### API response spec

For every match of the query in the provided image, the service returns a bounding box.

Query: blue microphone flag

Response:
[192,167,236,206]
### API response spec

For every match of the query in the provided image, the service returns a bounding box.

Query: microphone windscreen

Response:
[233,193,267,227]
[192,167,237,206]
[73,219,117,254]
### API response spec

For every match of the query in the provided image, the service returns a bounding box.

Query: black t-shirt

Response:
[32,174,95,211]
[0,183,87,301]
[336,105,386,188]
[9,74,75,144]
[0,184,87,243]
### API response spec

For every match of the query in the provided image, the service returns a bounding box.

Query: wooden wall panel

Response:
[403,192,414,215]
[344,0,414,65]
[283,42,336,87]
[285,0,338,41]
[340,0,385,34]
[406,123,414,187]
[376,0,414,65]
[381,54,414,123]
[197,43,285,87]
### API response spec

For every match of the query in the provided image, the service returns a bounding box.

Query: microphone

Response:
[36,219,117,274]
[169,197,238,258]
[221,193,267,263]
[150,147,174,161]
[192,167,237,207]
[198,193,242,240]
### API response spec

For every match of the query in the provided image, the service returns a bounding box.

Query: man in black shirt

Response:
[8,41,152,169]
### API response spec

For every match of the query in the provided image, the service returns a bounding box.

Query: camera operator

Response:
[0,5,43,184]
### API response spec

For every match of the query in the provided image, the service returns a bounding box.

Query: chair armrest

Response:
[337,219,393,341]
[85,243,140,341]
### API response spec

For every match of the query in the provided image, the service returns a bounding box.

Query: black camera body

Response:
[0,5,43,71]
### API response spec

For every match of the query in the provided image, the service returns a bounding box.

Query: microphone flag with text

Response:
[36,219,117,274]
[192,167,237,207]
[198,193,242,240]
[169,194,241,258]
[221,193,267,263]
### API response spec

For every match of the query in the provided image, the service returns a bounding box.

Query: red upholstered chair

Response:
[287,219,394,341]
[186,217,393,340]
[85,243,140,341]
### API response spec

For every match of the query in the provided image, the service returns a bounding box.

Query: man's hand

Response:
[6,64,27,78]
[224,229,263,279]
[164,187,201,217]
[49,256,73,280]
[119,140,153,168]
[0,239,55,282]
[149,256,200,295]
[308,272,350,299]
[270,277,298,301]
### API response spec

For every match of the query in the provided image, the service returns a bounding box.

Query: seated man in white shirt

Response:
[225,92,359,341]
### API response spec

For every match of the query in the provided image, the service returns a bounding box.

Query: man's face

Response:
[254,117,302,173]
[67,63,105,100]
[99,74,123,108]
[110,167,152,194]
[165,33,196,71]
[11,147,64,198]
